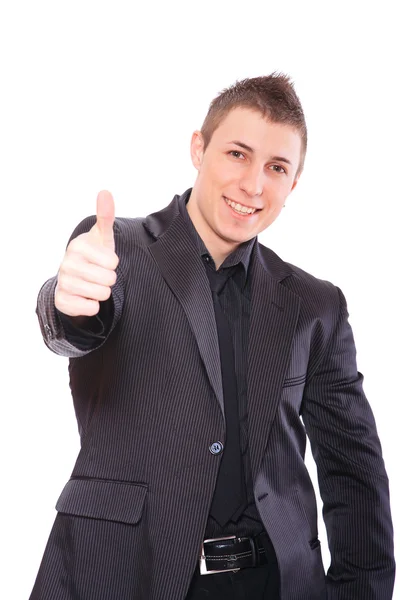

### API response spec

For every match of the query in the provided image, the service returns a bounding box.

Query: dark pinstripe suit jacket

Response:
[31,191,395,600]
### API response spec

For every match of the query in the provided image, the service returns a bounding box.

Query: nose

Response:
[238,164,264,198]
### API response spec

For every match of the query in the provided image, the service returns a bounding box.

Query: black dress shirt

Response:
[177,190,265,539]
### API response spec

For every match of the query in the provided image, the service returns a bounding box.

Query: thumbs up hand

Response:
[55,191,119,317]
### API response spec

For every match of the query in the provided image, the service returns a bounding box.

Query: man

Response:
[31,74,395,599]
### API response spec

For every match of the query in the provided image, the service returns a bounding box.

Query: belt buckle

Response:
[200,535,241,575]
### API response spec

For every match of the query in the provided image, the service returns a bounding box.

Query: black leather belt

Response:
[200,534,268,575]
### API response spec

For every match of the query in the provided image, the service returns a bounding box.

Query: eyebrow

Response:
[228,140,293,166]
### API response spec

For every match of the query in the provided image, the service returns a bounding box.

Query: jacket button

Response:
[209,441,223,455]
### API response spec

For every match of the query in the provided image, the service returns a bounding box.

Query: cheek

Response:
[267,175,286,192]
[209,160,236,185]
[266,179,291,205]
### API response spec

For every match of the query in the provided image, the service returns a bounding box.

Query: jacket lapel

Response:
[145,198,224,416]
[144,192,302,447]
[247,245,301,478]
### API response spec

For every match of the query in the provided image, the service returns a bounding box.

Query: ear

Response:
[190,130,205,171]
[290,171,301,193]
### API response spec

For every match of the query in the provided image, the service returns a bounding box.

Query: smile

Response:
[223,196,260,215]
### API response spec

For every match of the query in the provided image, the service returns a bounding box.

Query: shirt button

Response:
[204,255,210,263]
[209,441,223,455]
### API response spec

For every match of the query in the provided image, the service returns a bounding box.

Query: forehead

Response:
[212,107,302,158]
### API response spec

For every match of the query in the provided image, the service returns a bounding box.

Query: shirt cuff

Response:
[56,298,114,350]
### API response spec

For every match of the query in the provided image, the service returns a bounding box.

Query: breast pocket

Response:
[55,478,148,525]
[282,373,307,388]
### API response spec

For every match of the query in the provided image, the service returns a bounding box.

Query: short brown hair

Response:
[200,72,307,174]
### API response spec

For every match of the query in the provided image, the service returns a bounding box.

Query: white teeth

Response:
[224,197,256,215]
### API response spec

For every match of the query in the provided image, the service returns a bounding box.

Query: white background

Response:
[1,1,398,597]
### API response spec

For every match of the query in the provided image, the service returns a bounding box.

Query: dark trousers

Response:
[185,561,280,599]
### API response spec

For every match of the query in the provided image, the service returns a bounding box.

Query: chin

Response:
[218,229,253,246]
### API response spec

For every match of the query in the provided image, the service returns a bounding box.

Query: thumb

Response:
[95,190,115,249]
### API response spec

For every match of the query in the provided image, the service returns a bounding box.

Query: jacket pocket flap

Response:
[55,478,147,525]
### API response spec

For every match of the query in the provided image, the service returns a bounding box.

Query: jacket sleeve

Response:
[36,216,125,358]
[301,286,395,599]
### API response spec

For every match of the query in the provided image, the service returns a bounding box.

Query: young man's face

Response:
[188,107,302,261]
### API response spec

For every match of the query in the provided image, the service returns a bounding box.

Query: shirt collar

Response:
[177,188,256,281]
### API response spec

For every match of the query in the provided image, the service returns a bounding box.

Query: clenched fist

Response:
[55,190,119,317]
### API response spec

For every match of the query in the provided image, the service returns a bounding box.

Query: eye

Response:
[269,164,286,174]
[229,150,245,159]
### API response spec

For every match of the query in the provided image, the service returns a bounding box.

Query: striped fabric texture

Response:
[31,190,395,599]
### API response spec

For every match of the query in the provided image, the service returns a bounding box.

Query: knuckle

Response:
[58,257,68,275]
[60,257,74,275]
[56,274,67,292]
[55,294,70,315]
[58,273,72,292]
[67,237,81,253]
[64,250,86,274]
[54,284,62,300]
[72,236,95,259]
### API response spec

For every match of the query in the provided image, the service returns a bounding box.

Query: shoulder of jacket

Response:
[257,243,336,291]
[286,261,342,318]
[286,261,337,292]
[257,243,341,314]
[113,216,151,246]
